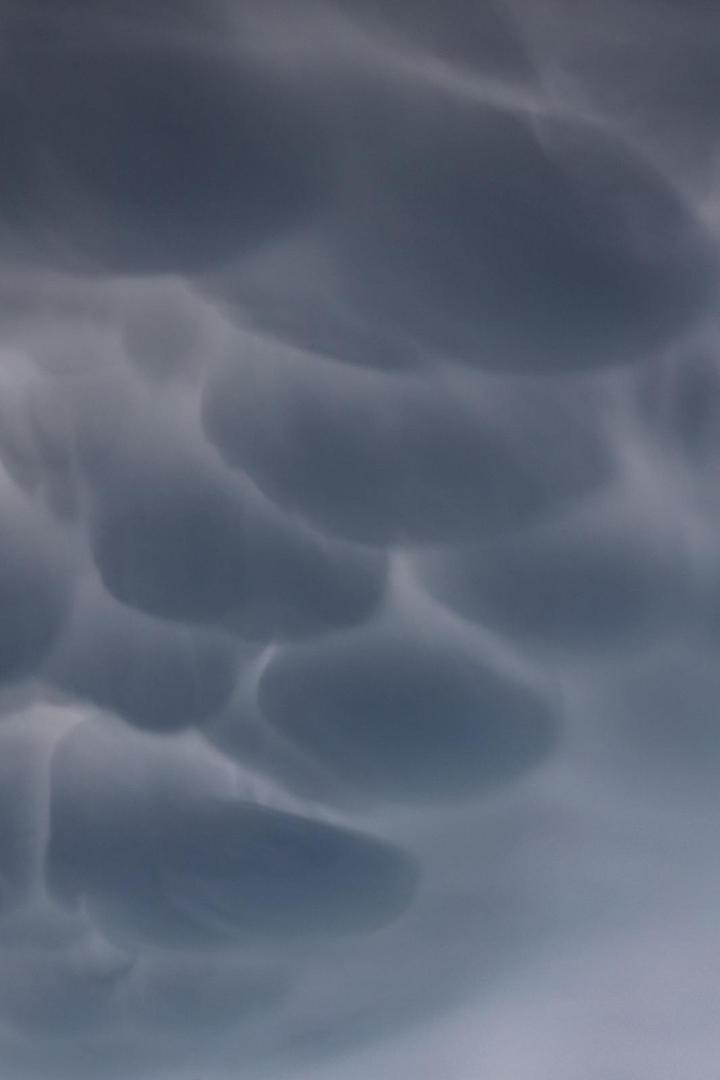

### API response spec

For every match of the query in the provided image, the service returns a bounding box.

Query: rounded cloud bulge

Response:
[259,614,560,802]
[46,576,248,734]
[413,489,692,664]
[0,2,718,1079]
[64,365,388,638]
[328,94,717,373]
[0,1,332,273]
[88,456,387,637]
[46,719,419,948]
[203,335,615,545]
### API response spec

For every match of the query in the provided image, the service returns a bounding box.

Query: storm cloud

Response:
[0,2,719,1079]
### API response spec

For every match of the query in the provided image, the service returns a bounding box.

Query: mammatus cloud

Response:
[259,615,558,801]
[0,2,719,1079]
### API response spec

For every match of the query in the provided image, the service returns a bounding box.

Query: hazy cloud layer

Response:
[0,2,719,1079]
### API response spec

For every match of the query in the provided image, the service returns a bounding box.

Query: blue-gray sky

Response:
[0,1,719,1077]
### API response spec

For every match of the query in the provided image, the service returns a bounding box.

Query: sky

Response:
[0,1,720,1077]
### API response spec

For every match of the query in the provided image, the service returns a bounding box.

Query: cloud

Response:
[89,461,386,635]
[0,479,74,683]
[0,2,717,1078]
[47,577,247,733]
[328,95,716,373]
[203,338,614,543]
[1,3,329,273]
[259,614,558,801]
[47,718,418,948]
[64,367,386,634]
[413,487,690,662]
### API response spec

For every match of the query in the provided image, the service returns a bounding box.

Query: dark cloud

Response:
[1,7,329,272]
[326,0,535,82]
[0,3,718,1078]
[330,96,715,373]
[47,579,246,733]
[76,387,386,634]
[90,467,386,636]
[0,713,57,914]
[0,943,129,1039]
[414,499,688,661]
[204,684,363,811]
[634,343,720,467]
[203,340,612,544]
[47,721,419,947]
[259,620,559,802]
[206,238,424,374]
[0,484,74,683]
[88,462,254,624]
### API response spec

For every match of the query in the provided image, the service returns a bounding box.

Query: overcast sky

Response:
[1,2,720,1078]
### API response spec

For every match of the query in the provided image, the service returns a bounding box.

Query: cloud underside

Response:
[0,2,719,1078]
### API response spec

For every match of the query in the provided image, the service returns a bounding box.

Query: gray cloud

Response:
[0,2,718,1078]
[413,491,690,662]
[1,3,328,273]
[259,616,558,801]
[326,0,535,82]
[47,578,247,733]
[203,339,614,543]
[0,481,74,683]
[328,95,716,373]
[47,720,418,948]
